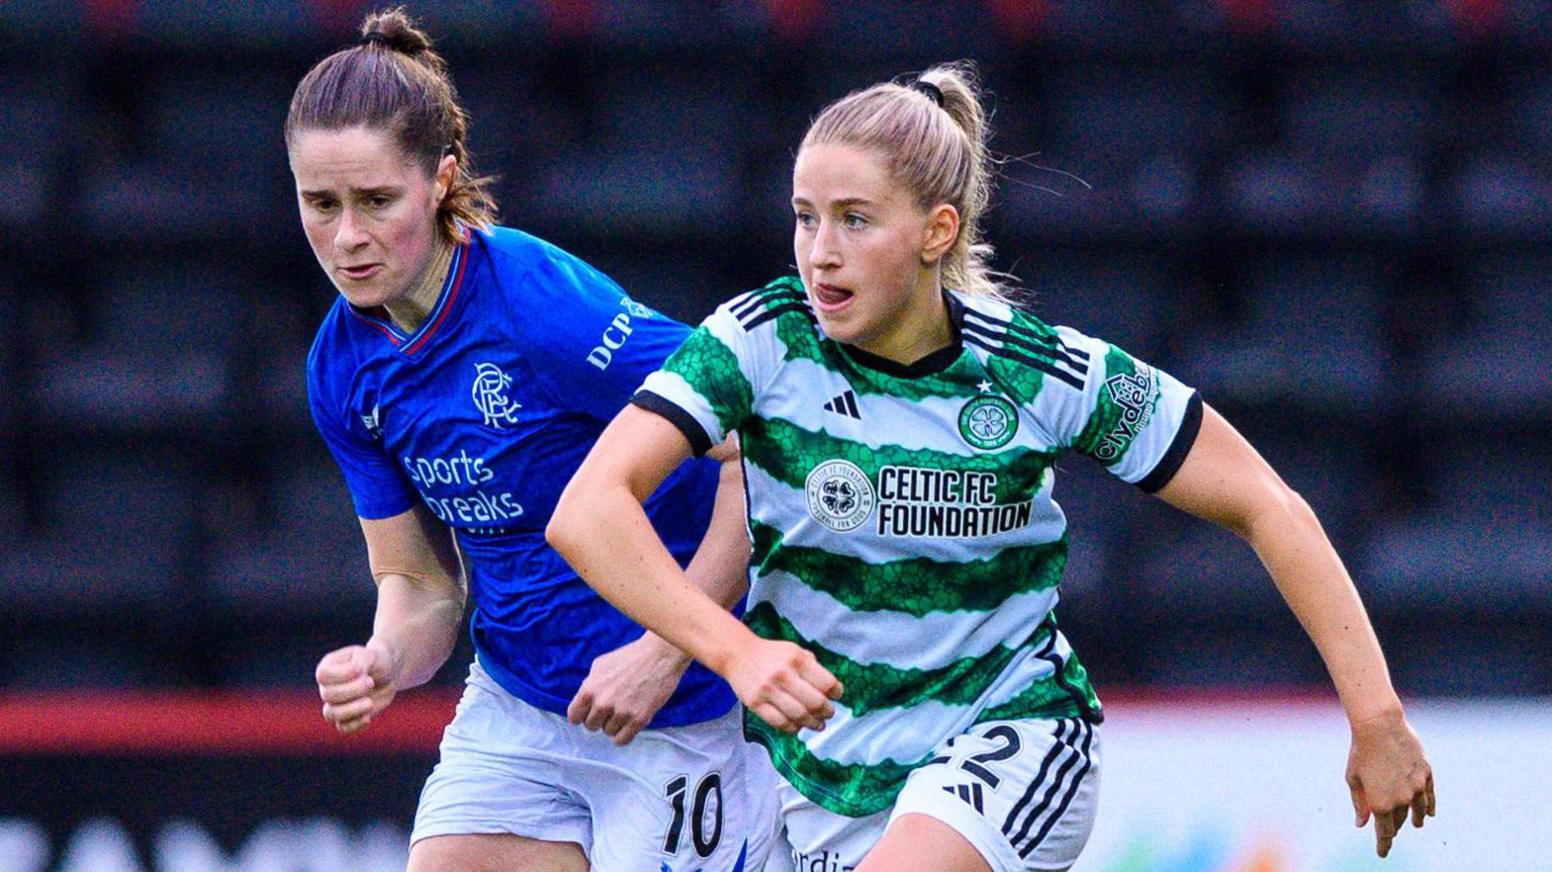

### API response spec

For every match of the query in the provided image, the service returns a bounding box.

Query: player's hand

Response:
[1345,707,1435,858]
[315,638,399,735]
[726,638,843,735]
[568,633,692,746]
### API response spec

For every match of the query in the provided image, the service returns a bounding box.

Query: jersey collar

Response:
[838,289,966,378]
[346,226,473,354]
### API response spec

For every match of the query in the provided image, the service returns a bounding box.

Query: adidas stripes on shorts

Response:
[773,717,1100,872]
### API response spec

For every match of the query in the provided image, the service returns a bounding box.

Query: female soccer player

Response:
[287,9,779,871]
[548,63,1436,871]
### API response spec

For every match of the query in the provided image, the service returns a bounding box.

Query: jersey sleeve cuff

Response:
[1135,391,1203,493]
[631,390,715,456]
[352,493,419,521]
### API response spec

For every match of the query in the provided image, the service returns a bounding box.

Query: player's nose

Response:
[334,207,370,251]
[804,220,842,270]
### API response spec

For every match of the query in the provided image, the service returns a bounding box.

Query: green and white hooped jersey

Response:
[633,276,1202,817]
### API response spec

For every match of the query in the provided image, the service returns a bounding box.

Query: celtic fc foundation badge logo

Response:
[959,394,1018,450]
[804,460,875,532]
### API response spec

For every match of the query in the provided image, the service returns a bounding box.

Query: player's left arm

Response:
[565,435,752,745]
[1153,402,1436,858]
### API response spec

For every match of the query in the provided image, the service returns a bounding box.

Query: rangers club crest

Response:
[472,362,522,429]
[805,460,875,532]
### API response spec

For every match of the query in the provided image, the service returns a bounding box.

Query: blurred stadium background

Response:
[0,1,1548,870]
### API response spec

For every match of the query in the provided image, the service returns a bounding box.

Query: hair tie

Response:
[910,79,945,108]
[360,30,390,47]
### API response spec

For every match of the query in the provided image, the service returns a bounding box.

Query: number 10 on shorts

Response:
[663,772,724,859]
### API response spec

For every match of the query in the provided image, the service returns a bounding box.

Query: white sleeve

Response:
[633,292,782,455]
[1055,326,1203,492]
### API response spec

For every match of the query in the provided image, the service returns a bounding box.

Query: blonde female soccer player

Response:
[288,8,781,870]
[547,63,1435,871]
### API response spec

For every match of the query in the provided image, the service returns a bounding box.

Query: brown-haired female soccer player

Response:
[548,62,1435,871]
[286,8,781,870]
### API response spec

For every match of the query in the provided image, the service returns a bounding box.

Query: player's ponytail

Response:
[801,61,1011,302]
[285,6,496,245]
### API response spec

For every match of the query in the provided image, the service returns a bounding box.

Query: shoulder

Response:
[474,225,643,315]
[475,224,561,262]
[477,225,613,282]
[304,298,376,430]
[716,276,812,333]
[474,225,583,286]
[956,292,1063,345]
[306,297,362,390]
[956,292,1093,395]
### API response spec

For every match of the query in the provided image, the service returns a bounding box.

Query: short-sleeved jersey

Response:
[634,276,1202,815]
[307,226,734,728]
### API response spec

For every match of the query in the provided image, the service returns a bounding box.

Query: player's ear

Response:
[921,204,959,264]
[434,153,457,203]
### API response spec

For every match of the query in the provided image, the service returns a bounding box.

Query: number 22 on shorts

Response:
[929,724,1023,788]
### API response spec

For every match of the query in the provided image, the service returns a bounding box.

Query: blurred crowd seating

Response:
[0,0,1546,697]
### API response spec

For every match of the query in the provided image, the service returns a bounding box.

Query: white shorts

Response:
[412,659,783,872]
[773,717,1100,872]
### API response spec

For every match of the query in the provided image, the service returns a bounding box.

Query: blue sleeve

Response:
[518,245,693,421]
[306,347,419,521]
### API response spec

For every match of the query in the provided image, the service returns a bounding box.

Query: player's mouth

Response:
[340,263,383,281]
[811,282,854,313]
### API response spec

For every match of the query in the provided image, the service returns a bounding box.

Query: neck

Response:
[858,278,954,366]
[382,240,455,333]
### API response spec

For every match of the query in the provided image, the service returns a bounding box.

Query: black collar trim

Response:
[838,290,966,378]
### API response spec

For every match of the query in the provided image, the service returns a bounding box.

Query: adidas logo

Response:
[823,390,861,420]
[943,782,985,813]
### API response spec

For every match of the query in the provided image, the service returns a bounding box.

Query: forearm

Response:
[369,571,465,691]
[633,454,753,663]
[682,454,752,609]
[1245,493,1400,723]
[550,480,756,678]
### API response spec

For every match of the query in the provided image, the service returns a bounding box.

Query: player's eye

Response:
[843,212,868,228]
[795,211,817,228]
[365,195,392,209]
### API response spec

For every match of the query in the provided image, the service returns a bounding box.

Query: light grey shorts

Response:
[412,659,783,871]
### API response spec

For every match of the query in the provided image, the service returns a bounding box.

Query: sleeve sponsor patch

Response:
[1091,363,1158,463]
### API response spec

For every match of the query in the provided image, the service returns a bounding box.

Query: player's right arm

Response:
[564,434,754,745]
[547,405,841,735]
[306,321,465,734]
[316,504,465,734]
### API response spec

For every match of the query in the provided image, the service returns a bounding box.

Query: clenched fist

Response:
[315,638,399,734]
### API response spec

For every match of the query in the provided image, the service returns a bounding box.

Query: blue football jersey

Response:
[307,226,734,727]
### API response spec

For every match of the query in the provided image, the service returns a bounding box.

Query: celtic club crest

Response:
[804,460,875,532]
[958,394,1018,450]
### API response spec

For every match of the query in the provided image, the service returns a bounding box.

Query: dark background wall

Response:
[0,0,1547,702]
